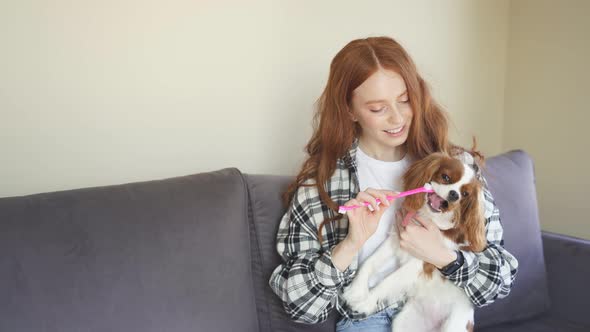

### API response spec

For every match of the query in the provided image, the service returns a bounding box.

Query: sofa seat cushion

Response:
[478,313,589,332]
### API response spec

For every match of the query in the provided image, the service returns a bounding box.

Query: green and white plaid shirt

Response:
[269,139,519,324]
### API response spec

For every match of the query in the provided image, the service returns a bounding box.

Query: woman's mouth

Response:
[383,126,405,137]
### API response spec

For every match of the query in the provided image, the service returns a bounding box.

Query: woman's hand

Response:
[396,210,457,269]
[341,188,398,251]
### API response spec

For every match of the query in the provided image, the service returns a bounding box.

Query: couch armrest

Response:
[542,231,590,326]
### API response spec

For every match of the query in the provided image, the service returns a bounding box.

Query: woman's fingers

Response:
[343,190,393,249]
[345,188,400,214]
[355,191,379,211]
[344,198,361,209]
[364,188,391,207]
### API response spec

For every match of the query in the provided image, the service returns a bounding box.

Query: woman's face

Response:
[349,68,413,161]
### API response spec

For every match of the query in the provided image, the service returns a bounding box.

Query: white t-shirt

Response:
[355,146,411,288]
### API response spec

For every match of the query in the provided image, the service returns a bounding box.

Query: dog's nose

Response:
[448,190,459,202]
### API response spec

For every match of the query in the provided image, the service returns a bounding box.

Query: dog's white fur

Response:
[341,160,483,332]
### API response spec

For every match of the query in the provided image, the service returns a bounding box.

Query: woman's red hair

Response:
[283,36,464,242]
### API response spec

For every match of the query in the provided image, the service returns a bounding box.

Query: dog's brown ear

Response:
[461,183,487,252]
[402,153,444,211]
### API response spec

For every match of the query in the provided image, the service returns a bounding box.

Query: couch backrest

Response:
[244,174,340,332]
[0,168,259,332]
[474,150,550,328]
[246,150,551,331]
[0,150,550,332]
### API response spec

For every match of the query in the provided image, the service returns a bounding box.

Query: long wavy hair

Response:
[283,36,469,241]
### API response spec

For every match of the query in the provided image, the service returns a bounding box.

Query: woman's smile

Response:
[383,125,405,137]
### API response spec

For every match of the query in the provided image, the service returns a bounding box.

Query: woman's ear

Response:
[402,153,443,211]
[346,105,359,122]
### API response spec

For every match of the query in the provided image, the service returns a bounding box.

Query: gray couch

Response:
[1,150,589,332]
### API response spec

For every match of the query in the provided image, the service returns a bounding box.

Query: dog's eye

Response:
[462,191,469,197]
[442,174,450,183]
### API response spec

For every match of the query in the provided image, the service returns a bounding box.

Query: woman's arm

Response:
[268,185,356,324]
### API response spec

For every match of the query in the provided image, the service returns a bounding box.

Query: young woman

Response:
[269,36,518,332]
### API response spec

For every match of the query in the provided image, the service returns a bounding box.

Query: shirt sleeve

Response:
[444,152,519,306]
[268,183,356,324]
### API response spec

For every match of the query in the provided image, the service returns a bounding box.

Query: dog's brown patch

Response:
[422,262,436,279]
[442,228,463,245]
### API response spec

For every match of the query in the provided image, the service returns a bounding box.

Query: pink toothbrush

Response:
[337,183,434,214]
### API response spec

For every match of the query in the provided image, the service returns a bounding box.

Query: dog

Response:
[341,152,487,332]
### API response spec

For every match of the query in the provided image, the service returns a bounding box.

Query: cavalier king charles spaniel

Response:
[341,152,487,332]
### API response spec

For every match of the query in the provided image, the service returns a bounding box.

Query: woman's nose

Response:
[387,105,404,124]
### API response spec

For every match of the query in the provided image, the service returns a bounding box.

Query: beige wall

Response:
[503,0,590,239]
[0,0,510,198]
[4,1,586,239]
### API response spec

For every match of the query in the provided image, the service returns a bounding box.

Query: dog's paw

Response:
[341,283,383,315]
[340,282,369,308]
[348,293,381,315]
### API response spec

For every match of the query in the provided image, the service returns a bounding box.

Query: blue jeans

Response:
[336,307,400,332]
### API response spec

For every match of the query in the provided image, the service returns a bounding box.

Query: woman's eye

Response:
[442,174,450,183]
[399,99,409,104]
[370,107,385,113]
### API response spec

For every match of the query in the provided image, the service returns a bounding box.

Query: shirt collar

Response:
[342,137,359,170]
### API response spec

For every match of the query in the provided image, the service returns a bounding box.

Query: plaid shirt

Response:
[269,139,519,324]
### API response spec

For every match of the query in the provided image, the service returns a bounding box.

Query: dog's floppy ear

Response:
[461,183,487,252]
[402,153,444,211]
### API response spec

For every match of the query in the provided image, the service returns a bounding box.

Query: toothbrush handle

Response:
[337,187,433,213]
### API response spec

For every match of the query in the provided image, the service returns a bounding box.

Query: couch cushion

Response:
[478,313,589,332]
[245,174,339,332]
[475,150,550,328]
[542,231,590,328]
[0,168,259,332]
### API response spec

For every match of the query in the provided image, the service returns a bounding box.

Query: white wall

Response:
[0,0,510,199]
[503,0,590,239]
